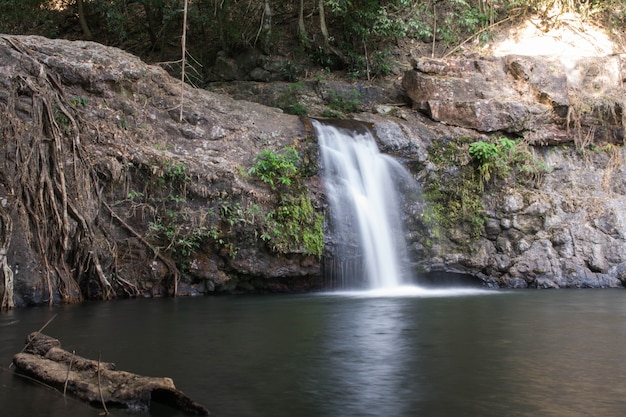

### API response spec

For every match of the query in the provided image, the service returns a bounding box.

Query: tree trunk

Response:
[142,0,160,49]
[318,0,329,49]
[298,0,308,45]
[13,332,210,415]
[77,0,93,40]
[216,0,232,51]
[180,0,189,127]
[262,0,272,53]
[318,0,346,63]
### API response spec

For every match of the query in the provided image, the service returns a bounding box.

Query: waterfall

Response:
[314,120,415,290]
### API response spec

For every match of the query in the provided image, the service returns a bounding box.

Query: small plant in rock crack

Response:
[469,137,515,188]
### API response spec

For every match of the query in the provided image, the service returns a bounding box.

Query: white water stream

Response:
[314,120,414,290]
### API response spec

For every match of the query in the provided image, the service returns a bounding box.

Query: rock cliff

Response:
[0,35,321,308]
[400,53,626,288]
[1,34,625,307]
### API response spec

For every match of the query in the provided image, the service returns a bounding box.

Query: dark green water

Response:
[1,288,626,417]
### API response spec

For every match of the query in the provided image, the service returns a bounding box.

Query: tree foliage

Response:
[1,1,625,80]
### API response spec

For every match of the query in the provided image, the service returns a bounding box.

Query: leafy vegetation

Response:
[469,136,516,189]
[4,1,625,82]
[248,146,300,189]
[248,147,324,257]
[273,83,309,116]
[124,158,235,273]
[325,89,364,114]
[424,137,486,240]
[469,136,552,188]
[262,195,324,257]
[113,143,323,278]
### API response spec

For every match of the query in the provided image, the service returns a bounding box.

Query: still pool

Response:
[1,288,626,417]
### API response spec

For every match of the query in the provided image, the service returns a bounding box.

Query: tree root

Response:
[1,36,116,302]
[1,35,189,303]
[0,206,14,310]
[102,201,180,296]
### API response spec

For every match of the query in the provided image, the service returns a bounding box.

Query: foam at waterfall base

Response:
[322,285,498,298]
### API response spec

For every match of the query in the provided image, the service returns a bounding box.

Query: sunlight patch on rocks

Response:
[482,13,615,57]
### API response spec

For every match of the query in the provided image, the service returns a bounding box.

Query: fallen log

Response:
[12,332,209,415]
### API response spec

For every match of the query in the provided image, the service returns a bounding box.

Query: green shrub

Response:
[274,83,309,116]
[248,147,300,189]
[469,137,518,188]
[469,136,549,189]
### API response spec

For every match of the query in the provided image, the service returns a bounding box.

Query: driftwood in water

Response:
[12,332,209,415]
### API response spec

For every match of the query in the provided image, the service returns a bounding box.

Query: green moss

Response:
[264,195,324,256]
[423,137,486,241]
[423,172,485,241]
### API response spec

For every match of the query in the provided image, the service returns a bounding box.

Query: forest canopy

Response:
[1,1,625,81]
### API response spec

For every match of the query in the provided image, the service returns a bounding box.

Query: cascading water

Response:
[314,120,416,290]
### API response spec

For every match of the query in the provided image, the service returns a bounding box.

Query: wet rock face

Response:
[482,186,626,289]
[355,110,626,289]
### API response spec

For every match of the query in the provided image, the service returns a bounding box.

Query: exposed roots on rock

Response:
[0,206,14,310]
[0,36,120,302]
[102,200,180,296]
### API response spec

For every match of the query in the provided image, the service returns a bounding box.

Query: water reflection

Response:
[2,290,626,417]
[311,297,416,417]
